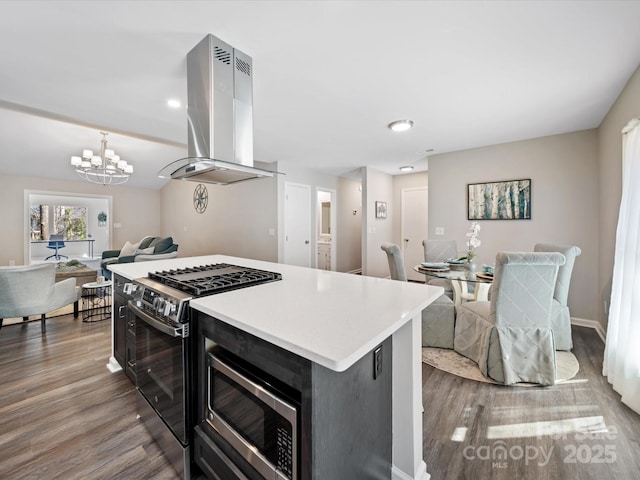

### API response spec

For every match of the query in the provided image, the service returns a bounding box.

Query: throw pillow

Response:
[153,237,173,254]
[139,236,156,250]
[119,240,141,258]
[135,246,155,255]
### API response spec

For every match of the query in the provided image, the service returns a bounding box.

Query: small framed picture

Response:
[375,201,387,219]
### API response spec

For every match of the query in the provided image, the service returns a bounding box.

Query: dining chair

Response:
[0,263,80,333]
[422,239,458,300]
[533,243,581,351]
[381,243,456,348]
[453,251,565,385]
[45,234,68,261]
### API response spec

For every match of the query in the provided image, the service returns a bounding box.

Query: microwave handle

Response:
[210,355,297,424]
[128,300,188,338]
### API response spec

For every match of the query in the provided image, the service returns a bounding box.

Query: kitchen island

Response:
[109,255,441,480]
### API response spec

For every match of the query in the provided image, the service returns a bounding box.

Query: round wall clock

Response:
[193,184,208,214]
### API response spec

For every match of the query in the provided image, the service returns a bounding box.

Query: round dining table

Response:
[413,264,494,305]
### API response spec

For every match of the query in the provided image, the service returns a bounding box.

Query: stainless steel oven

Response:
[206,351,298,480]
[129,264,283,480]
[129,278,194,480]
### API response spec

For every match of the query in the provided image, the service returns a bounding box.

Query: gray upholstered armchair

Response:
[0,263,81,333]
[534,243,581,351]
[422,239,458,300]
[454,252,565,385]
[381,243,456,349]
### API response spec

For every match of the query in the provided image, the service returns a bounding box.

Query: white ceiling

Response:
[1,1,639,189]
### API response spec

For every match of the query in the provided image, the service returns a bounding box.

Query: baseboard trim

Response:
[392,461,429,480]
[106,356,123,373]
[571,317,606,343]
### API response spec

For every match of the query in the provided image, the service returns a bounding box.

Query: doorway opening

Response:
[316,188,336,271]
[25,190,112,269]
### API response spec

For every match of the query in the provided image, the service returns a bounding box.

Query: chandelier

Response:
[70,132,133,185]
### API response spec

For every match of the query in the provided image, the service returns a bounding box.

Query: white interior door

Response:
[284,183,311,267]
[401,187,428,282]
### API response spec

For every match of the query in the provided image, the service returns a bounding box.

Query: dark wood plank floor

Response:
[0,316,177,479]
[423,325,640,479]
[2,317,639,480]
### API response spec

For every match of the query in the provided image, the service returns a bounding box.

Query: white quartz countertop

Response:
[109,255,442,372]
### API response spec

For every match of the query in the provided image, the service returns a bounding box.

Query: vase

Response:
[467,259,477,273]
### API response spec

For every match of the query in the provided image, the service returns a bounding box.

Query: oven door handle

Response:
[128,300,189,338]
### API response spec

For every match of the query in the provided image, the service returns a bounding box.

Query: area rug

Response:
[422,347,579,386]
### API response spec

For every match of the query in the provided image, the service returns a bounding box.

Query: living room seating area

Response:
[100,236,179,279]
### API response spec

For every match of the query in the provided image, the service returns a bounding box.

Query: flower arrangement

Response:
[465,221,481,261]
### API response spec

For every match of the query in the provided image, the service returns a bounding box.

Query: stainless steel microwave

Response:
[206,353,298,480]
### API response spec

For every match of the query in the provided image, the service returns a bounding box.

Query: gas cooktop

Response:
[147,263,282,297]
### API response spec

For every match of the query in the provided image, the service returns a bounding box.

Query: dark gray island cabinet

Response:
[112,274,136,384]
[194,313,393,480]
[106,254,440,480]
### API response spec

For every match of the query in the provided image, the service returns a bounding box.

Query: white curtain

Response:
[603,116,640,415]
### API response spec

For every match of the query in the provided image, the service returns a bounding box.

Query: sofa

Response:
[101,236,179,279]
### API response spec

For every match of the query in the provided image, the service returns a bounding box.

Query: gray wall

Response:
[597,65,640,330]
[275,162,340,266]
[160,172,279,262]
[428,130,599,322]
[336,176,362,273]
[362,166,394,278]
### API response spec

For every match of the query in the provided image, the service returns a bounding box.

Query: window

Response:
[30,204,87,241]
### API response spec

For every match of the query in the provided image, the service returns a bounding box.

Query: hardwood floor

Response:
[2,317,639,480]
[0,315,177,479]
[422,326,640,479]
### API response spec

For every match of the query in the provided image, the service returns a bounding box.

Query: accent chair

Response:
[533,243,582,351]
[381,243,456,349]
[0,263,81,333]
[422,239,458,300]
[453,251,565,385]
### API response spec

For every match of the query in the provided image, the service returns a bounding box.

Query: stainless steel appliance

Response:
[158,34,281,185]
[206,350,298,480]
[129,263,282,480]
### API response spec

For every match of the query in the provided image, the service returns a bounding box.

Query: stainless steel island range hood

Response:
[159,34,279,185]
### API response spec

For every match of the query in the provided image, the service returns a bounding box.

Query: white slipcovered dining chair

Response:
[453,252,565,385]
[0,263,81,333]
[534,243,581,351]
[381,243,456,348]
[422,239,458,300]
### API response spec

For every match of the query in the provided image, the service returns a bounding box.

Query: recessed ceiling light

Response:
[167,99,181,108]
[399,166,414,172]
[388,120,414,132]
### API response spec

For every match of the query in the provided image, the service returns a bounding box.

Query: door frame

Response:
[315,187,337,271]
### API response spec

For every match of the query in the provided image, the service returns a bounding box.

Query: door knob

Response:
[305,240,310,244]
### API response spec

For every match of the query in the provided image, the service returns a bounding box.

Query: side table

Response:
[82,281,112,322]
